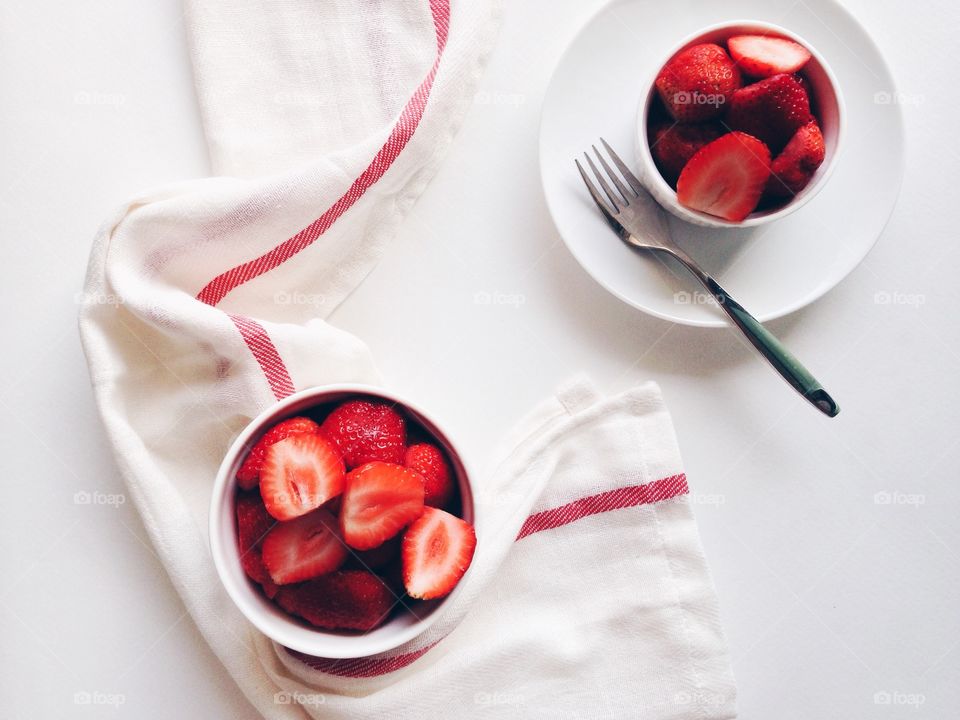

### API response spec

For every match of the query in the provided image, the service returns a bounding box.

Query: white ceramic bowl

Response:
[209,384,475,658]
[635,20,846,228]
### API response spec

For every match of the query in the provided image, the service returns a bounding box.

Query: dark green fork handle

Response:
[669,246,839,417]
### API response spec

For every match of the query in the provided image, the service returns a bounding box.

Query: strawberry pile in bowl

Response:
[209,385,476,658]
[636,21,844,228]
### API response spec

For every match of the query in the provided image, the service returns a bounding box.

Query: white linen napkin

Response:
[78,1,737,717]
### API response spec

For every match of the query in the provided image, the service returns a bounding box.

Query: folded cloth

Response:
[78,0,736,717]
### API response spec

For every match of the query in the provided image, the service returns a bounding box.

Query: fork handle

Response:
[668,248,839,417]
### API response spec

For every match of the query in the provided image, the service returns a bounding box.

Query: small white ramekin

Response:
[635,20,846,228]
[209,384,475,658]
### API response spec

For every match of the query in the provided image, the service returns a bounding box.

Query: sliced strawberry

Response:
[404,443,455,509]
[236,416,321,489]
[766,121,825,198]
[275,570,395,631]
[728,35,812,78]
[320,400,406,468]
[402,507,476,600]
[649,122,724,186]
[340,462,425,550]
[655,43,741,122]
[261,507,348,584]
[725,73,813,153]
[259,434,345,521]
[676,132,772,222]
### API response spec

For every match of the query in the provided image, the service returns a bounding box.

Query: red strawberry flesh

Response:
[676,132,772,222]
[340,462,425,550]
[259,434,345,521]
[728,35,812,78]
[236,416,320,490]
[402,507,476,600]
[261,507,349,584]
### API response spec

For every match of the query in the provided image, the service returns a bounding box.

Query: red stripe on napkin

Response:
[289,474,688,678]
[197,0,450,398]
[515,474,690,540]
[291,640,441,679]
[197,0,451,307]
[229,314,296,399]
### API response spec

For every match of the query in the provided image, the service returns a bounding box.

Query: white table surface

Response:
[2,0,957,718]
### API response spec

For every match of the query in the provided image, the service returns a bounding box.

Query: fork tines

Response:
[575,138,645,223]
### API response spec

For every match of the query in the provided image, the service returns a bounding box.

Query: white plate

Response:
[539,0,905,327]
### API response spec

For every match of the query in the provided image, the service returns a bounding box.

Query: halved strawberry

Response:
[766,121,825,198]
[320,400,406,468]
[677,132,772,221]
[259,434,345,521]
[275,570,395,631]
[725,73,813,153]
[402,507,476,600]
[236,416,321,490]
[261,507,348,584]
[728,35,812,78]
[340,462,425,550]
[404,443,455,509]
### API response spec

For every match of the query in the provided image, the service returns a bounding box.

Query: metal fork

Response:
[576,139,839,417]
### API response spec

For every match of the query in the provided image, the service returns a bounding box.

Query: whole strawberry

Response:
[235,491,279,597]
[236,491,275,552]
[725,73,813,153]
[275,570,395,631]
[320,400,406,468]
[766,121,825,197]
[404,443,455,508]
[655,43,741,122]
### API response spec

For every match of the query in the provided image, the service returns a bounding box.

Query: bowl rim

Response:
[635,18,847,228]
[208,383,475,658]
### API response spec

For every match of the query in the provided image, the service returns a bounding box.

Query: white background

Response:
[1,0,957,718]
